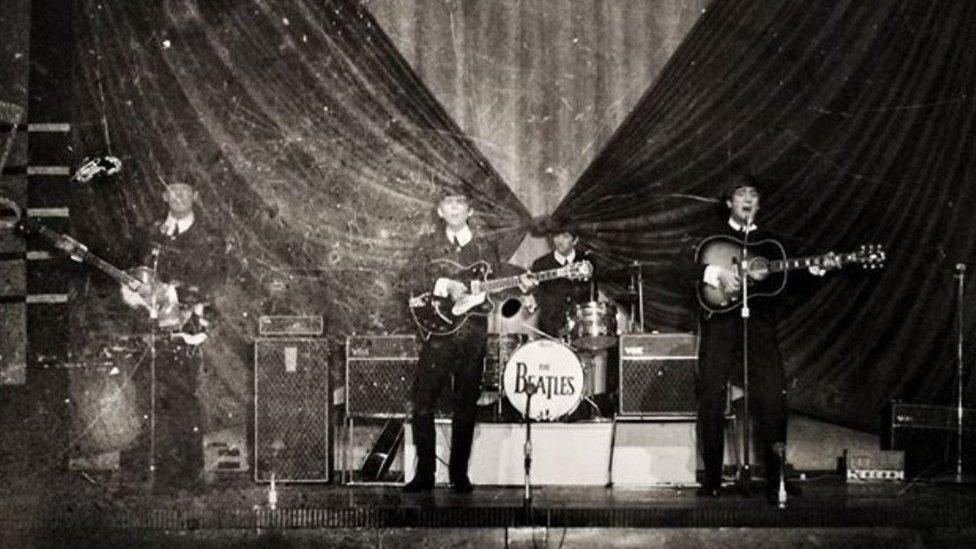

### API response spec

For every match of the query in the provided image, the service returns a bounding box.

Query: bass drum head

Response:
[502,340,583,421]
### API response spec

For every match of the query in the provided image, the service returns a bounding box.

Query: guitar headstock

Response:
[854,244,886,270]
[567,260,594,281]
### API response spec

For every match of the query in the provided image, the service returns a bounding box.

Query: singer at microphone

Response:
[688,171,808,502]
[118,179,226,495]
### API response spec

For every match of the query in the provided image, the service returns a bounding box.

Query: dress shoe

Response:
[450,477,474,494]
[402,476,434,493]
[696,485,721,498]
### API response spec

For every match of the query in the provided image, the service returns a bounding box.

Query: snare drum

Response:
[502,340,583,421]
[571,301,618,350]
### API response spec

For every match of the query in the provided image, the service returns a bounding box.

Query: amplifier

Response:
[889,402,975,432]
[345,335,419,417]
[618,333,698,416]
[844,448,905,482]
[258,315,324,336]
[346,334,418,359]
[883,401,976,479]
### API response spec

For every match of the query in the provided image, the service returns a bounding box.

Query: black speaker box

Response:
[882,401,975,479]
[618,333,698,416]
[254,338,330,482]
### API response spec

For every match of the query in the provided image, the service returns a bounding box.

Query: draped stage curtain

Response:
[70,0,529,427]
[552,0,976,430]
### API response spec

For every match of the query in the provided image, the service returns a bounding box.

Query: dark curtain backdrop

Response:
[553,0,976,430]
[69,0,529,428]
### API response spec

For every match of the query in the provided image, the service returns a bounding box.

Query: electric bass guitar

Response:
[696,235,885,314]
[17,217,191,332]
[409,259,593,338]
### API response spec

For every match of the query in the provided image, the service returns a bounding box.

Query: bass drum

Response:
[502,340,583,421]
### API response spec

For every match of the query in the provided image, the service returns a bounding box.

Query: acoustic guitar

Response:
[696,235,885,314]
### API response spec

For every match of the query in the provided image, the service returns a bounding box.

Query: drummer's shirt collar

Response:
[554,249,575,266]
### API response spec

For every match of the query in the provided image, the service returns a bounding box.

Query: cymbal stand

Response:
[625,261,646,333]
[636,262,645,332]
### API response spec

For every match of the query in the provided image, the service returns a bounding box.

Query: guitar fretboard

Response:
[480,266,574,293]
[768,253,854,273]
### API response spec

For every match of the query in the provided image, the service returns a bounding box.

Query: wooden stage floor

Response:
[2,474,975,526]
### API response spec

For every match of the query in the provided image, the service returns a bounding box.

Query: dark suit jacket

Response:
[530,251,591,336]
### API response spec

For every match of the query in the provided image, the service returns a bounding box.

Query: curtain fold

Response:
[70,0,530,427]
[553,0,976,430]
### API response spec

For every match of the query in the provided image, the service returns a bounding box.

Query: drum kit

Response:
[485,288,639,421]
[481,259,649,422]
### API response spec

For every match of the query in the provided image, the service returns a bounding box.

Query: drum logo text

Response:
[513,362,577,399]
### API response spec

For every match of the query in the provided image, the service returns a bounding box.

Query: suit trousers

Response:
[697,312,787,488]
[410,320,486,483]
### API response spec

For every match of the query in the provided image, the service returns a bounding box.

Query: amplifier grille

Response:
[619,334,697,416]
[254,338,330,482]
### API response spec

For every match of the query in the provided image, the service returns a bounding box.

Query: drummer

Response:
[529,220,593,339]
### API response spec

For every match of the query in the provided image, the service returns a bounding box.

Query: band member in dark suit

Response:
[121,181,224,493]
[530,224,592,338]
[402,194,533,493]
[693,173,836,501]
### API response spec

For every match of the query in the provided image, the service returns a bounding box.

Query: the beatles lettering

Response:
[513,362,577,399]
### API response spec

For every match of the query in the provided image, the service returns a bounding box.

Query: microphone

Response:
[524,380,538,397]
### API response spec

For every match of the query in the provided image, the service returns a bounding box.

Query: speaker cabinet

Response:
[345,335,419,417]
[883,401,975,479]
[254,338,330,482]
[619,333,698,416]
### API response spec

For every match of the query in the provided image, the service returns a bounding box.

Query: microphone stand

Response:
[147,245,161,489]
[523,381,537,524]
[737,216,754,493]
[951,264,971,482]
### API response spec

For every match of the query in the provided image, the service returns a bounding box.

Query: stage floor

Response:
[1,474,975,533]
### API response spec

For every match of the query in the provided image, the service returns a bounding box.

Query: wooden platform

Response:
[1,473,974,547]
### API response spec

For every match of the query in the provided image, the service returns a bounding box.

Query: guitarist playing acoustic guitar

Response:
[692,172,844,504]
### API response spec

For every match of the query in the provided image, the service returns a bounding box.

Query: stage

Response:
[2,474,975,547]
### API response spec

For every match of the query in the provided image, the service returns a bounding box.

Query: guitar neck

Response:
[479,266,571,293]
[768,253,851,273]
[85,253,139,286]
[32,225,138,286]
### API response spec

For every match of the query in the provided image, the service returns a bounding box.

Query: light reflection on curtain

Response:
[71,0,529,427]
